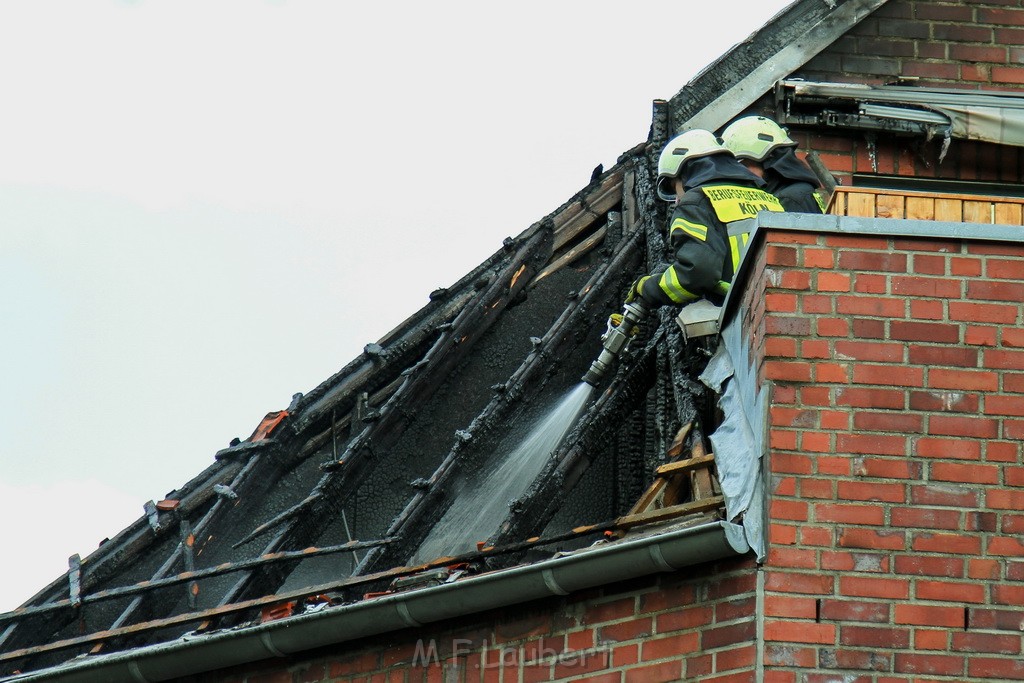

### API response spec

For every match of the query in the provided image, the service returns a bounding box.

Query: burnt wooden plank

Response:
[67,556,81,610]
[654,453,716,477]
[627,416,698,516]
[804,150,837,206]
[552,171,623,251]
[627,476,668,517]
[687,432,715,502]
[0,522,611,666]
[622,169,638,235]
[665,423,693,460]
[531,226,606,287]
[0,539,390,627]
[614,496,724,530]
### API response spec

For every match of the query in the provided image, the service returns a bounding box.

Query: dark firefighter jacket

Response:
[763,147,824,214]
[640,155,784,307]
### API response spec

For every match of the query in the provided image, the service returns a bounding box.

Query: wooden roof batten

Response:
[0,522,631,668]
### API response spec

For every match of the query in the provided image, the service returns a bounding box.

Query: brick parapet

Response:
[758,229,1024,681]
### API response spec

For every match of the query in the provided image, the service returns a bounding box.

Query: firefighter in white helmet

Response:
[721,115,824,213]
[626,129,784,308]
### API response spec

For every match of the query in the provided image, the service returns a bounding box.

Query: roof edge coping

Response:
[720,211,1024,327]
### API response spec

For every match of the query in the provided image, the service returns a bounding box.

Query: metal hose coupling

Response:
[581,300,648,386]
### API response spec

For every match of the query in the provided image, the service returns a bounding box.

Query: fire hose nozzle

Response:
[581,300,648,386]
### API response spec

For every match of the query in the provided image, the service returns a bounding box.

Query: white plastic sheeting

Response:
[936,100,1024,147]
[699,316,767,561]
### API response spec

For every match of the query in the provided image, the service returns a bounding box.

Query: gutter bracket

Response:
[259,631,287,658]
[541,568,568,596]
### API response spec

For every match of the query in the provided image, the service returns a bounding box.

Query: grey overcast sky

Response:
[0,0,792,610]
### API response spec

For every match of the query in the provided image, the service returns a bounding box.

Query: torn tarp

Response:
[777,80,1024,162]
[699,314,767,561]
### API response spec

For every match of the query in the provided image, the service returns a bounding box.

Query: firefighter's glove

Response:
[607,313,638,338]
[624,275,651,305]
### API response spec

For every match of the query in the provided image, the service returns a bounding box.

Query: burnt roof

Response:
[0,0,875,677]
[1,158,703,676]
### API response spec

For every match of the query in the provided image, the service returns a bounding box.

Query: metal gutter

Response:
[6,521,749,683]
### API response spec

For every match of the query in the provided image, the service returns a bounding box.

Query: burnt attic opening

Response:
[0,153,738,677]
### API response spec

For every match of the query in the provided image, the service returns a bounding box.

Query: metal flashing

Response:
[758,210,1024,242]
[720,210,1024,327]
[679,0,890,133]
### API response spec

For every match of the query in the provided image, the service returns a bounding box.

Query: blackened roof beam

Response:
[205,225,555,618]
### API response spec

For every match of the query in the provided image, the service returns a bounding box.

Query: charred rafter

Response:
[485,147,684,550]
[205,224,554,620]
[0,457,245,656]
[487,325,663,552]
[103,452,267,632]
[354,223,643,575]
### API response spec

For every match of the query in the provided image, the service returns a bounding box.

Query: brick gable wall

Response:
[802,0,1024,90]
[757,228,1024,682]
[783,0,1024,185]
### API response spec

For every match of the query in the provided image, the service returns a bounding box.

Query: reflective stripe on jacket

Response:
[642,183,783,307]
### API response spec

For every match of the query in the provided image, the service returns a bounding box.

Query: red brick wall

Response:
[786,0,1024,185]
[801,0,1024,90]
[190,557,758,683]
[759,229,1024,682]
